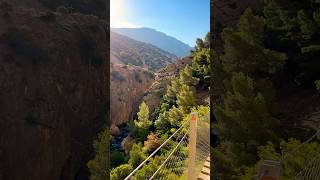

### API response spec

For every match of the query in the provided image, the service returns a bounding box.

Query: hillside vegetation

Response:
[89,33,211,180]
[213,0,320,179]
[111,31,177,72]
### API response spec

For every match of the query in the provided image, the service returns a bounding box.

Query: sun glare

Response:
[110,0,139,28]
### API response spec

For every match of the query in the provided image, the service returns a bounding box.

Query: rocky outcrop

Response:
[110,30,180,127]
[143,57,192,113]
[110,124,121,136]
[110,63,154,126]
[121,136,135,154]
[0,5,108,180]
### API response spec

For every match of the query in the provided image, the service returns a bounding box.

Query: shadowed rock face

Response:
[0,5,108,180]
[110,63,154,126]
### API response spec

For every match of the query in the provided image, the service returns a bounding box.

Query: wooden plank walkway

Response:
[197,156,210,180]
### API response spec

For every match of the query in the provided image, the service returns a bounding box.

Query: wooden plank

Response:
[197,173,210,180]
[201,166,210,175]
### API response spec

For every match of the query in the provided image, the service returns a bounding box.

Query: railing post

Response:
[188,112,198,180]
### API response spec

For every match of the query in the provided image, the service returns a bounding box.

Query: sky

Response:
[110,0,210,47]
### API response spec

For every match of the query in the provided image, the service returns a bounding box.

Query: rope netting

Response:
[149,131,189,180]
[294,154,320,180]
[194,114,211,177]
[124,112,210,180]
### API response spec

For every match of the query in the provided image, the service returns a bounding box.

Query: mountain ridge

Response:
[111,31,177,71]
[111,27,192,57]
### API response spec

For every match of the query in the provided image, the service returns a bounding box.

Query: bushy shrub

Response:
[110,164,132,180]
[110,151,125,168]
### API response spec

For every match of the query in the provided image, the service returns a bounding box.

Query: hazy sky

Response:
[111,0,210,47]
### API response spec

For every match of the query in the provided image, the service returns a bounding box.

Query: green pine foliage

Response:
[217,73,277,145]
[110,164,133,180]
[87,128,109,180]
[88,32,210,179]
[242,139,320,180]
[133,102,153,140]
[128,143,147,168]
[222,8,286,77]
[176,85,196,110]
[213,1,320,179]
[167,106,185,127]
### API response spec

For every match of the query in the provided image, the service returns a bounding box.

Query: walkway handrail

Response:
[124,119,190,180]
[281,129,320,163]
[294,153,320,179]
[149,130,189,180]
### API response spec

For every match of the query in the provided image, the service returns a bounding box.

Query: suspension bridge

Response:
[124,112,211,180]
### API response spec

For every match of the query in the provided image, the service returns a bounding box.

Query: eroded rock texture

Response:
[110,63,154,126]
[0,5,108,180]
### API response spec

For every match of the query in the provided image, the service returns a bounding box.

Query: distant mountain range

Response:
[110,31,177,71]
[111,27,192,57]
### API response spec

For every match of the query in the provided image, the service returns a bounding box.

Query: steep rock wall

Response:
[110,63,154,126]
[0,5,108,180]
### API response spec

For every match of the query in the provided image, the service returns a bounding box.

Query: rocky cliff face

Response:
[143,57,192,114]
[110,31,178,127]
[0,4,108,180]
[110,63,154,127]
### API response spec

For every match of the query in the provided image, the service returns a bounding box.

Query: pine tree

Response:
[192,48,211,87]
[179,65,199,86]
[176,84,196,110]
[168,106,185,127]
[164,77,181,102]
[204,32,211,48]
[134,102,152,139]
[222,8,286,77]
[154,111,171,133]
[136,102,150,128]
[87,128,109,180]
[216,73,278,151]
[195,38,205,51]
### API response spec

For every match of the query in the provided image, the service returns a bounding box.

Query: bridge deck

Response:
[197,156,210,180]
